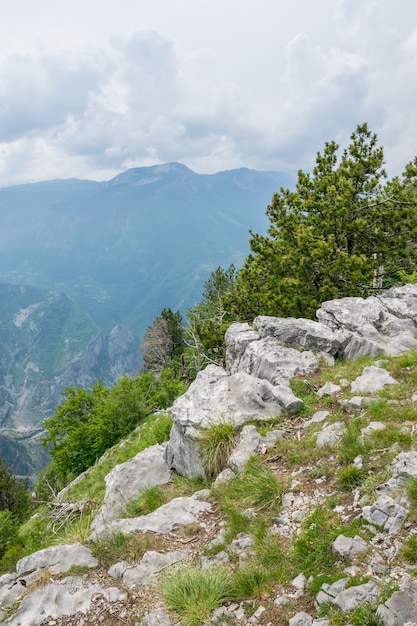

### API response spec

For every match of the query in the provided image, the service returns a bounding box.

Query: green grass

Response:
[337,420,370,465]
[123,485,166,518]
[159,565,233,625]
[199,420,238,478]
[291,505,369,593]
[400,534,417,563]
[90,530,156,569]
[337,464,366,491]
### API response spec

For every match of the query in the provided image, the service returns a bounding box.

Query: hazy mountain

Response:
[0,284,138,431]
[0,163,290,336]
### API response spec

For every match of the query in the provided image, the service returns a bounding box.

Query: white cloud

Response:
[0,1,416,184]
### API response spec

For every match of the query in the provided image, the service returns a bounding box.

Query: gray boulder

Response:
[253,316,347,355]
[165,365,301,477]
[230,336,318,386]
[332,535,368,558]
[122,550,186,588]
[16,543,98,579]
[91,443,171,533]
[3,576,126,626]
[91,494,212,539]
[362,495,409,533]
[225,323,260,374]
[317,295,417,358]
[351,366,399,394]
[377,574,417,626]
[333,580,379,612]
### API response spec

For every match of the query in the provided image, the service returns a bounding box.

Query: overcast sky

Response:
[0,0,416,185]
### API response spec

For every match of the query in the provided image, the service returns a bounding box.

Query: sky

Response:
[0,0,416,185]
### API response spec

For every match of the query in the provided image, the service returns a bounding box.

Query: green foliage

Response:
[337,421,369,465]
[90,530,154,570]
[0,458,30,522]
[199,420,238,478]
[230,124,417,321]
[186,265,237,371]
[123,485,166,518]
[159,565,233,625]
[213,457,286,535]
[42,371,183,484]
[400,534,417,563]
[0,511,18,559]
[291,505,367,593]
[337,464,366,491]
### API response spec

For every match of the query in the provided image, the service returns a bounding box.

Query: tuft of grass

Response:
[407,477,417,505]
[291,505,368,593]
[400,534,417,563]
[337,420,370,465]
[289,379,316,417]
[337,465,365,491]
[199,420,238,478]
[123,485,166,518]
[52,514,93,545]
[348,602,383,626]
[214,457,285,517]
[90,530,154,569]
[159,565,232,625]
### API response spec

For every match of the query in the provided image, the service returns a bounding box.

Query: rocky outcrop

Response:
[90,443,171,533]
[165,364,301,477]
[165,285,417,478]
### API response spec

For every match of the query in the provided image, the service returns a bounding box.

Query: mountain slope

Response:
[0,284,138,433]
[0,163,290,335]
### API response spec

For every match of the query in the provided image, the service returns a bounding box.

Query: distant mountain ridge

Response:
[0,163,291,336]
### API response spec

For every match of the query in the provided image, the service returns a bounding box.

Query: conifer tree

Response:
[231,123,417,320]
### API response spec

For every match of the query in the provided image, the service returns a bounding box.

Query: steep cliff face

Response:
[0,284,138,432]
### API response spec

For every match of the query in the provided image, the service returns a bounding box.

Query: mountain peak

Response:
[107,162,193,187]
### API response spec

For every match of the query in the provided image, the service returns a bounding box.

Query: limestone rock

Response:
[316,422,343,448]
[253,316,347,355]
[317,295,417,358]
[289,612,313,626]
[91,443,171,533]
[362,495,409,533]
[334,580,379,612]
[3,576,126,626]
[139,609,172,626]
[91,494,212,540]
[232,336,318,386]
[16,543,98,579]
[122,550,186,588]
[377,574,417,626]
[351,366,399,394]
[316,382,341,398]
[228,424,284,473]
[165,365,301,477]
[392,451,417,482]
[225,323,260,374]
[332,534,368,557]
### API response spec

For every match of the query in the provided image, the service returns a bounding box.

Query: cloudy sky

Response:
[0,0,416,185]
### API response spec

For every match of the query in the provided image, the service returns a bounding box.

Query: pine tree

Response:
[231,124,417,320]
